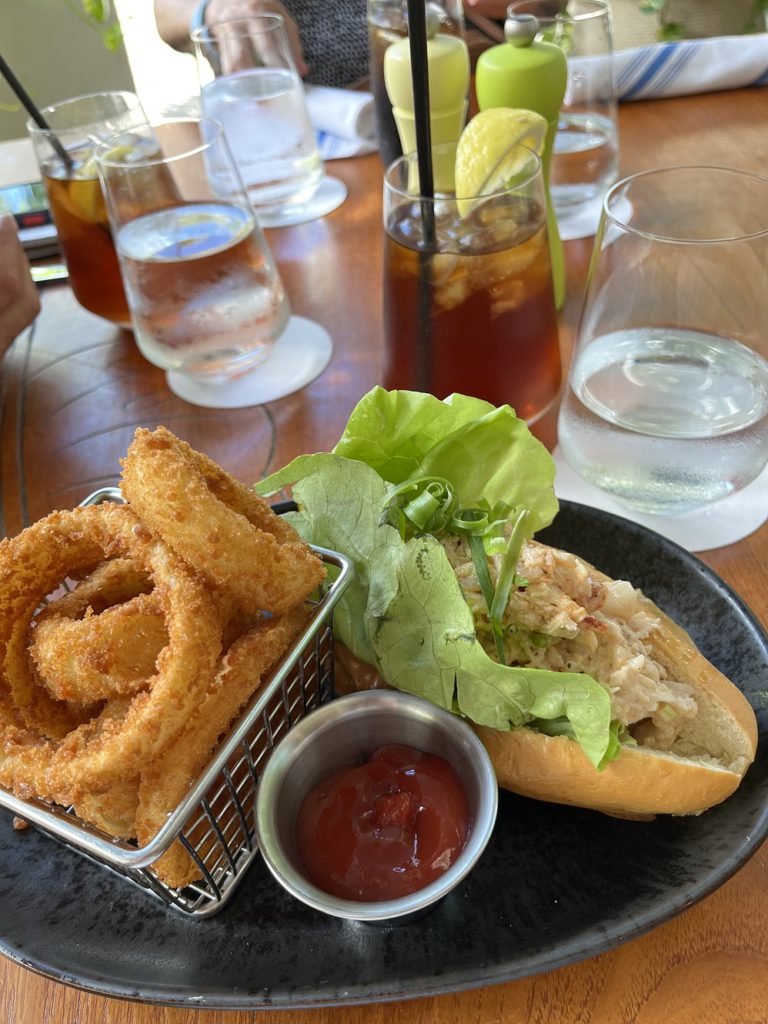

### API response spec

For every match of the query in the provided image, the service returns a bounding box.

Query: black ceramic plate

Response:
[2,501,768,1010]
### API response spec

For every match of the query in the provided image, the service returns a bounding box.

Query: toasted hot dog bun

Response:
[335,551,758,818]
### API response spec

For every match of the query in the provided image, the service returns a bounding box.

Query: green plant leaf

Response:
[81,0,107,22]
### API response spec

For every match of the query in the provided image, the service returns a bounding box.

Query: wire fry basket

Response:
[0,488,353,917]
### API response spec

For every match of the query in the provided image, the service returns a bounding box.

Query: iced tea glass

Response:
[383,143,562,435]
[28,91,144,326]
[95,118,289,384]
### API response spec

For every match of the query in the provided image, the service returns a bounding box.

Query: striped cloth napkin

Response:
[615,34,768,101]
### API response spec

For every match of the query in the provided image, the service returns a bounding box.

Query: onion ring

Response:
[36,558,153,624]
[31,592,168,703]
[137,605,311,887]
[120,427,325,614]
[75,779,139,839]
[71,698,140,838]
[4,616,100,738]
[0,502,223,805]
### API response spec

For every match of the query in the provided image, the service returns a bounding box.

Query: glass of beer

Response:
[95,118,290,389]
[383,142,562,442]
[28,91,145,326]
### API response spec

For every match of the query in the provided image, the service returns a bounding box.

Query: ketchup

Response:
[296,744,469,902]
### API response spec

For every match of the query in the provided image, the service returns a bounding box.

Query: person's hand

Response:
[204,0,308,77]
[0,216,40,356]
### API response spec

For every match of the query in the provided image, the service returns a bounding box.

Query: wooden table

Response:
[2,86,768,1023]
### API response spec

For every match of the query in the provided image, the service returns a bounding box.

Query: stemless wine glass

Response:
[192,14,346,227]
[558,165,768,517]
[95,117,290,387]
[27,90,145,325]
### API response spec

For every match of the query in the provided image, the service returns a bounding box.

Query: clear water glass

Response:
[511,0,619,240]
[558,165,768,515]
[95,117,290,383]
[192,14,324,226]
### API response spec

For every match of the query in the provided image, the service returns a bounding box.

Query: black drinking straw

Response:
[405,0,434,392]
[0,51,73,172]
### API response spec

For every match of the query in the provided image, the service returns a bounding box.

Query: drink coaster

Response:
[555,193,632,241]
[256,176,347,228]
[166,316,333,409]
[552,445,768,553]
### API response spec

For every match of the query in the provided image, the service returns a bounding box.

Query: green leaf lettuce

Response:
[257,388,615,769]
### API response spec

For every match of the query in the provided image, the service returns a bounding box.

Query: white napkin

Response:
[303,85,378,160]
[614,34,768,101]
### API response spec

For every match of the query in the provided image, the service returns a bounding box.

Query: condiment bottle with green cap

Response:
[383,7,470,190]
[475,13,567,311]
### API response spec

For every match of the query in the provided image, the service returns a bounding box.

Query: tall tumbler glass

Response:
[28,91,144,325]
[95,118,289,383]
[512,0,618,240]
[383,142,562,445]
[192,14,325,227]
[558,166,768,514]
[367,0,465,168]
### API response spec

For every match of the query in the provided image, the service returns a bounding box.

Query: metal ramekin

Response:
[254,689,499,923]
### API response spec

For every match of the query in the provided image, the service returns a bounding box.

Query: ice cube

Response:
[431,253,470,310]
[465,239,541,293]
[490,279,525,316]
[468,195,543,250]
[434,277,471,310]
[430,252,461,284]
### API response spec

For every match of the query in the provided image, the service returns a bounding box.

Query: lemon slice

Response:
[65,180,106,225]
[455,108,548,216]
[65,143,142,225]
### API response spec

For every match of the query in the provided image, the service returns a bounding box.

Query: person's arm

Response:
[0,217,40,356]
[464,0,568,17]
[155,0,209,50]
[154,0,307,75]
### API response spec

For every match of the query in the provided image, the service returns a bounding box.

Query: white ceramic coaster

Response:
[257,176,348,228]
[552,444,768,553]
[555,193,632,242]
[556,196,604,241]
[166,316,333,409]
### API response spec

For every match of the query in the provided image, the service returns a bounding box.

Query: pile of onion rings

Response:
[0,427,323,888]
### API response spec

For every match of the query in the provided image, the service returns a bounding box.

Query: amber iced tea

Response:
[28,91,144,326]
[44,152,130,325]
[383,191,562,423]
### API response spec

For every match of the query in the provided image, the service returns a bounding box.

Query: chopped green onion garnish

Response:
[490,508,531,637]
[467,532,506,664]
